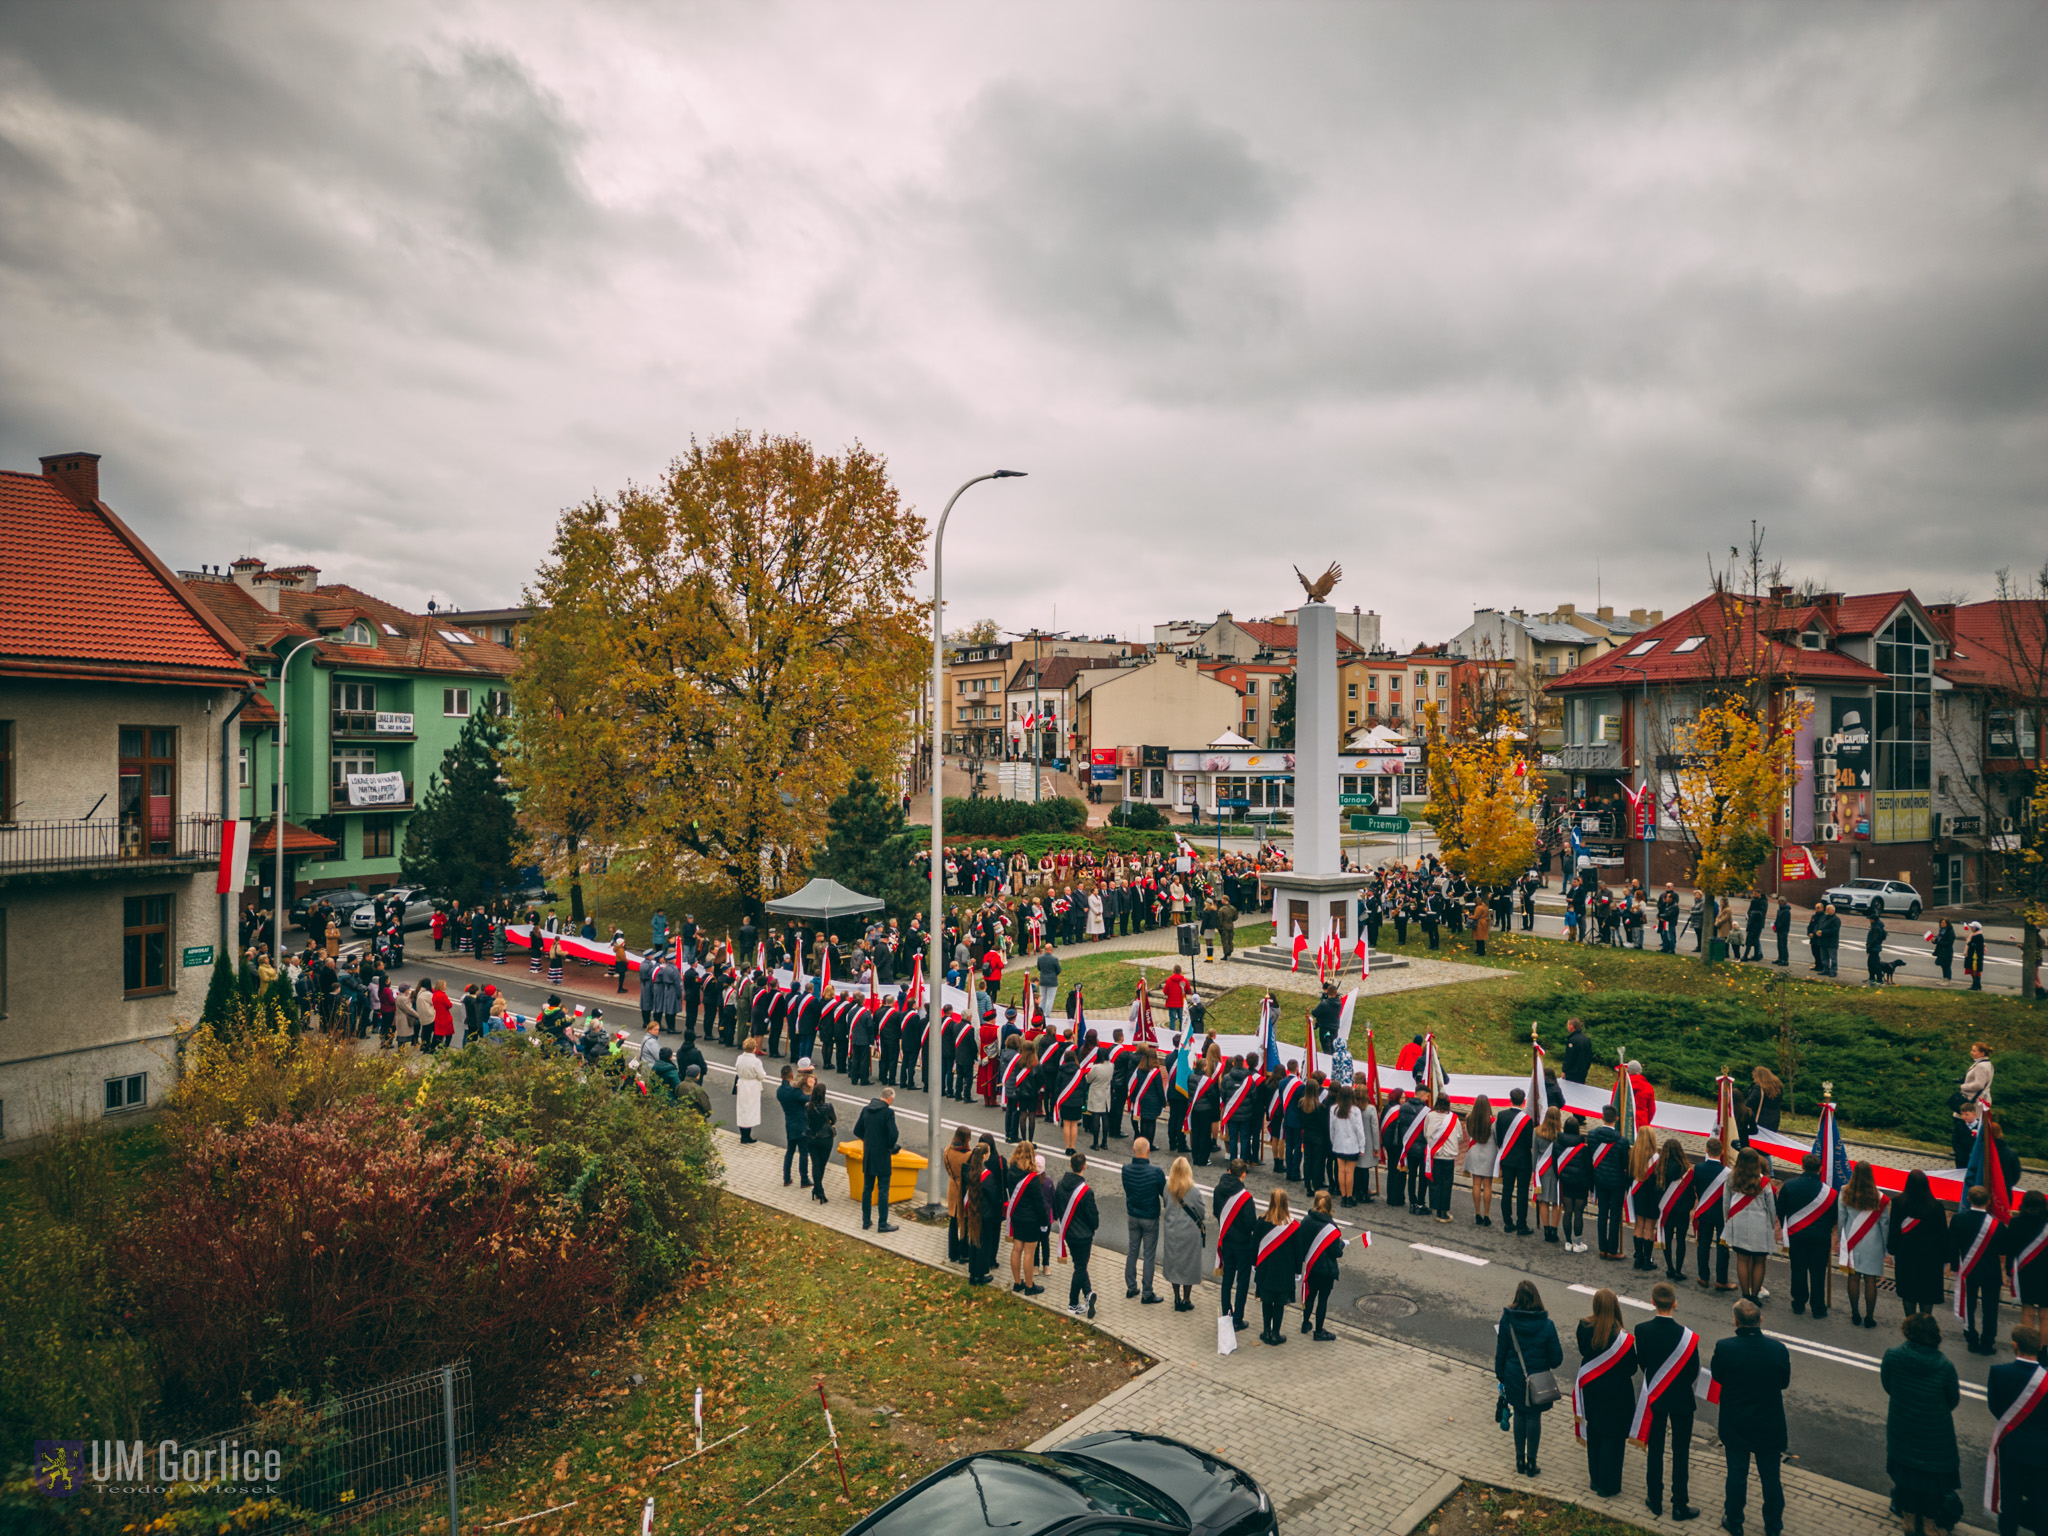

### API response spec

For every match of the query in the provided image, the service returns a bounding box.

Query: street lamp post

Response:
[1613,658,1653,895]
[923,470,1026,1214]
[271,639,316,963]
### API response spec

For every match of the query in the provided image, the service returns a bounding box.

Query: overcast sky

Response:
[3,2,2043,648]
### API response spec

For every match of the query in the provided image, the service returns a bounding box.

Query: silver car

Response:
[350,886,439,932]
[1821,876,1922,919]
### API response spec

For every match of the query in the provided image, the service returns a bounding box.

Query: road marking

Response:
[1570,1283,1652,1311]
[1411,1243,1488,1266]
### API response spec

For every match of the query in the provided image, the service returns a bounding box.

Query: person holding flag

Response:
[1630,1282,1701,1521]
[1574,1287,1639,1497]
[1297,1190,1353,1341]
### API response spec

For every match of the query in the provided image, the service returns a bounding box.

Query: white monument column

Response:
[1292,600,1340,875]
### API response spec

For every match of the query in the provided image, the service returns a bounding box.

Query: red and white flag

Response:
[1290,924,1308,972]
[216,819,250,895]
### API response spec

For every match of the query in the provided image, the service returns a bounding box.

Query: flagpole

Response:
[1822,1080,1835,1312]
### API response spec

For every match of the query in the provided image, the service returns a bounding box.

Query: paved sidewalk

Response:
[714,1128,1977,1536]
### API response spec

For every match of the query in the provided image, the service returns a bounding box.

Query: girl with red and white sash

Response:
[1003,1142,1054,1296]
[1839,1161,1889,1330]
[1889,1169,1951,1319]
[1555,1114,1593,1253]
[1532,1107,1564,1245]
[2006,1188,2048,1334]
[1573,1287,1638,1497]
[1723,1148,1782,1307]
[1251,1190,1304,1345]
[1652,1139,1696,1281]
[1626,1130,1662,1273]
[1297,1191,1352,1341]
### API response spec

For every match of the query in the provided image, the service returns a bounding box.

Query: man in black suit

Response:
[1777,1152,1836,1319]
[1710,1300,1790,1536]
[1562,1017,1593,1084]
[1635,1283,1700,1521]
[1771,898,1792,966]
[1986,1324,2047,1536]
[1495,1087,1535,1234]
[853,1088,900,1233]
[1587,1103,1628,1260]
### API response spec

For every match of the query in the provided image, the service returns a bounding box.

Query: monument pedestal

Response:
[1263,869,1374,961]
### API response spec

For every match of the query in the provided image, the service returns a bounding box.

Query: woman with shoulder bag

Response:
[1160,1155,1207,1311]
[803,1084,837,1205]
[1495,1279,1563,1477]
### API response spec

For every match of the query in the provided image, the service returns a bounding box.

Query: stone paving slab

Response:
[714,1128,1981,1536]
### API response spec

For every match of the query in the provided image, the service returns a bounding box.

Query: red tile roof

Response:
[1006,655,1126,692]
[1938,600,2048,694]
[183,576,520,681]
[1232,620,1366,654]
[1544,592,1888,694]
[1829,590,1918,637]
[249,819,338,854]
[0,470,254,686]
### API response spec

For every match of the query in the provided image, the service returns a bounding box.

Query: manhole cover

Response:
[1354,1292,1419,1320]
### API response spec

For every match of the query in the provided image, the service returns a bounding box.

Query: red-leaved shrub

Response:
[121,1098,623,1421]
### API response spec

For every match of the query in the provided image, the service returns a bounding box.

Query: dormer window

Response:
[339,621,375,646]
[1801,628,1823,650]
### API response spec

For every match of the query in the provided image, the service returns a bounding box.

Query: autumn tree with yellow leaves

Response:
[1663,693,1810,962]
[513,432,928,916]
[1422,706,1541,887]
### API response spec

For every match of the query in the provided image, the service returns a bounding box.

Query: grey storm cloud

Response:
[0,0,2042,637]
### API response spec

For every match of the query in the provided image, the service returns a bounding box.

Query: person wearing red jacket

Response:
[1626,1061,1656,1129]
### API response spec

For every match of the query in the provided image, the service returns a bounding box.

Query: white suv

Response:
[1821,877,1922,919]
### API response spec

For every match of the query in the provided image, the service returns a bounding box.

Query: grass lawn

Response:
[1434,1481,1656,1536]
[411,1197,1146,1536]
[1004,921,2048,1162]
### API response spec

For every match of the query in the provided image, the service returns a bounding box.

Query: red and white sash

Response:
[1401,1108,1430,1161]
[1534,1137,1558,1184]
[1555,1142,1586,1181]
[1572,1330,1636,1442]
[1005,1173,1035,1239]
[1128,1068,1163,1116]
[1053,1049,1096,1119]
[1692,1164,1729,1231]
[1215,1188,1254,1268]
[1657,1167,1694,1231]
[1955,1215,1998,1320]
[1055,1181,1090,1260]
[1272,1077,1303,1126]
[1725,1180,1771,1225]
[2011,1221,2048,1297]
[1592,1140,1617,1171]
[1257,1217,1300,1270]
[1298,1221,1344,1302]
[1191,1072,1219,1111]
[1786,1183,1838,1238]
[1493,1111,1530,1176]
[1429,1114,1460,1162]
[1839,1199,1888,1267]
[1221,1075,1259,1125]
[1000,1054,1028,1108]
[1627,1326,1699,1442]
[1985,1363,2048,1514]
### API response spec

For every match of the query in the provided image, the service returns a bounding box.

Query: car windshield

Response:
[1848,879,1885,890]
[858,1454,1179,1535]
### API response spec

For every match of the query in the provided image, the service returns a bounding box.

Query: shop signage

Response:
[375,712,414,734]
[181,945,214,968]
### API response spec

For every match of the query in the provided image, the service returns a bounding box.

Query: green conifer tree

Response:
[401,711,519,906]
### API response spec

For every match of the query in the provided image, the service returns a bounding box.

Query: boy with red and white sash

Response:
[1954,1184,2003,1354]
[1295,1190,1353,1342]
[1689,1136,1734,1292]
[1212,1159,1258,1333]
[1984,1324,2047,1532]
[1052,1151,1100,1319]
[1777,1152,1838,1320]
[1220,1059,1263,1167]
[1629,1282,1701,1521]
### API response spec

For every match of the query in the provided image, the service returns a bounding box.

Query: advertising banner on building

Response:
[1089,748,1119,783]
[345,771,407,807]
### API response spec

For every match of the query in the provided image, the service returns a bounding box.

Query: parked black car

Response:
[844,1433,1274,1536]
[289,886,372,932]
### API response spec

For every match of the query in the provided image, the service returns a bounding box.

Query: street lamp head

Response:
[992,469,1027,479]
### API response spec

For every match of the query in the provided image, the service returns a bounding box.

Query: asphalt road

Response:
[390,954,2008,1505]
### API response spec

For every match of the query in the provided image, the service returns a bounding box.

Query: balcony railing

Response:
[331,779,414,812]
[0,814,222,876]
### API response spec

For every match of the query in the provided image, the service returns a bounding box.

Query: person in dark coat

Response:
[1890,1169,1950,1317]
[2007,1190,2048,1330]
[1496,1087,1535,1235]
[963,1142,1003,1285]
[1771,898,1792,966]
[1251,1189,1303,1345]
[852,1088,900,1232]
[1985,1324,2048,1536]
[803,1084,836,1205]
[1634,1282,1699,1520]
[1561,1017,1593,1084]
[681,961,703,1039]
[1710,1300,1791,1536]
[1052,1151,1100,1317]
[776,1065,812,1188]
[1587,1103,1628,1259]
[1576,1288,1638,1497]
[1777,1151,1836,1319]
[650,956,682,1035]
[1212,1158,1257,1332]
[1882,1311,1963,1534]
[1297,1190,1346,1340]
[1495,1279,1564,1478]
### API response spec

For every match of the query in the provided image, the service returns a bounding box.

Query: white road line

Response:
[1569,1282,1652,1311]
[1411,1243,1488,1266]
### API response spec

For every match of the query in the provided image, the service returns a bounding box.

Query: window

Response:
[118,727,177,855]
[1801,629,1823,650]
[1627,640,1658,657]
[1672,637,1707,654]
[1245,708,1259,723]
[237,745,250,788]
[332,679,378,733]
[1437,672,1449,687]
[486,690,511,717]
[437,629,477,646]
[122,894,171,996]
[104,1074,147,1114]
[0,719,12,821]
[1874,614,1932,794]
[340,621,375,646]
[443,688,470,717]
[332,747,377,806]
[1390,675,1401,692]
[362,814,396,859]
[1414,671,1428,687]
[1347,710,1357,724]
[381,622,402,637]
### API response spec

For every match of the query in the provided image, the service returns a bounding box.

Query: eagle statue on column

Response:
[1293,562,1342,603]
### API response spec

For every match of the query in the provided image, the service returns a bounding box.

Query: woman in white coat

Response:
[1086,889,1105,940]
[734,1037,768,1143]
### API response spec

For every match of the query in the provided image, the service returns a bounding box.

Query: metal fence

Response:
[0,813,221,874]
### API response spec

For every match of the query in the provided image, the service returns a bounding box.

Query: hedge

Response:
[1512,989,2048,1158]
[940,796,1089,835]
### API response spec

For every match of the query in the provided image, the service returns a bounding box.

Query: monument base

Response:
[1262,869,1373,958]
[1231,943,1409,975]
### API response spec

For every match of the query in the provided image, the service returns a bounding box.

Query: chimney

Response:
[1647,610,1663,625]
[229,556,267,593]
[1629,608,1646,624]
[1812,592,1842,623]
[252,578,283,614]
[1768,584,1792,605]
[39,451,101,504]
[1597,605,1613,623]
[1555,602,1575,616]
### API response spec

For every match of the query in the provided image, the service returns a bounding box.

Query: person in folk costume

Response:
[1533,1105,1564,1243]
[1778,1150,1839,1320]
[1297,1189,1349,1341]
[1464,1095,1498,1227]
[1955,1183,2004,1355]
[1627,1128,1663,1272]
[963,1140,1004,1286]
[1574,1287,1639,1499]
[1722,1147,1782,1307]
[976,1009,1002,1106]
[1632,1281,1701,1521]
[1001,1142,1054,1294]
[1252,1189,1305,1346]
[1890,1169,1950,1318]
[1053,1150,1100,1318]
[1985,1322,2048,1536]
[1654,1137,1697,1281]
[2006,1189,2048,1337]
[1213,1157,1258,1333]
[1422,1093,1464,1224]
